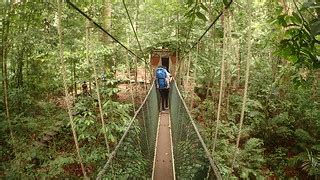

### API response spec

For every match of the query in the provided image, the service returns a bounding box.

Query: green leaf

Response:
[284,27,300,39]
[279,15,288,27]
[223,0,229,6]
[185,6,196,17]
[186,0,194,7]
[108,133,116,142]
[294,129,315,143]
[275,5,284,15]
[292,12,302,24]
[200,3,208,12]
[196,11,207,21]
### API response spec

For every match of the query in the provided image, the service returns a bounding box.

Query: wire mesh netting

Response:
[98,83,159,179]
[170,81,221,180]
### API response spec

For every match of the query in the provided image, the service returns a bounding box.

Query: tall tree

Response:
[1,0,14,141]
[57,0,87,178]
[231,0,253,171]
[102,0,113,73]
[86,19,110,153]
[212,8,228,154]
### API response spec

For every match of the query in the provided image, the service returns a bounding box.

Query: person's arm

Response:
[154,70,159,88]
[165,71,171,88]
[167,71,172,81]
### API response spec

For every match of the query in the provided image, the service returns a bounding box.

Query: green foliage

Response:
[289,148,320,176]
[103,99,132,144]
[185,0,208,22]
[1,0,320,179]
[237,138,265,178]
[187,1,320,178]
[0,100,73,178]
[301,150,320,175]
[73,97,97,142]
[273,2,320,69]
[247,63,320,178]
[45,156,75,178]
[73,89,132,145]
[206,119,265,178]
[267,147,288,177]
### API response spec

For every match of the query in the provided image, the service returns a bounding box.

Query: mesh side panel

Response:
[101,84,159,179]
[170,82,216,179]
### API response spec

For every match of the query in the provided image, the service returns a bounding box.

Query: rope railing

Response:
[170,81,222,180]
[96,82,159,179]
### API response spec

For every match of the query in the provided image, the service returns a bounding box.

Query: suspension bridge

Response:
[63,0,234,179]
[96,81,221,179]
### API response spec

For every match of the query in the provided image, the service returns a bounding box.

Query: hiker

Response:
[155,66,171,111]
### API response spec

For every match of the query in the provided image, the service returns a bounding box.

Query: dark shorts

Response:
[159,88,169,110]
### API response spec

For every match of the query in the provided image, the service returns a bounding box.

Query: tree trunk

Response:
[231,0,252,171]
[135,57,138,83]
[73,58,76,96]
[57,1,87,178]
[186,53,191,87]
[1,2,14,141]
[2,9,9,119]
[212,9,228,154]
[235,39,241,89]
[190,44,199,110]
[133,0,147,88]
[16,52,24,88]
[86,19,110,153]
[209,0,217,146]
[134,0,139,84]
[15,5,32,109]
[225,9,231,117]
[125,25,137,110]
[102,0,112,44]
[102,0,112,73]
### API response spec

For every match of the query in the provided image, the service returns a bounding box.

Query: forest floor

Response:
[117,67,151,106]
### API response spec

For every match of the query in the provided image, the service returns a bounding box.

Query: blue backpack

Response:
[156,67,168,89]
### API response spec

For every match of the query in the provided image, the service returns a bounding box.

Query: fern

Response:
[237,138,265,178]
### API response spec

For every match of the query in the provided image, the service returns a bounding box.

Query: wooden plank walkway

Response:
[152,110,174,180]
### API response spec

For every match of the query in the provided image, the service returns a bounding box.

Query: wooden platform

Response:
[152,110,174,180]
